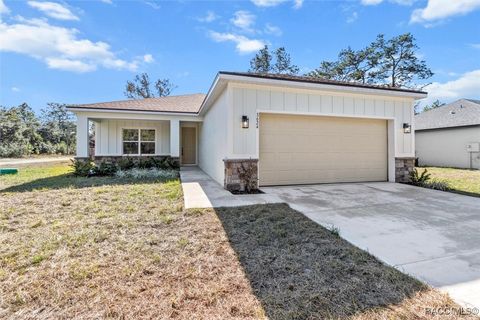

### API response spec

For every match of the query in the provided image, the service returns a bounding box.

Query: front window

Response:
[122,129,155,155]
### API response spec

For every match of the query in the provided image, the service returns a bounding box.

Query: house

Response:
[67,72,427,190]
[415,99,480,169]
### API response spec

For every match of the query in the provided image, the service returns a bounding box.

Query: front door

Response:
[181,127,196,165]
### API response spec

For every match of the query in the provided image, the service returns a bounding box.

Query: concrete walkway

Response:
[180,166,281,208]
[180,166,480,309]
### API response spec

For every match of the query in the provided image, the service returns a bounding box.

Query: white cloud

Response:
[208,31,265,54]
[472,43,480,49]
[11,87,20,92]
[264,23,282,36]
[410,0,480,24]
[46,58,95,72]
[27,1,79,21]
[420,70,480,106]
[197,10,217,23]
[100,0,113,4]
[0,18,142,73]
[0,0,9,14]
[293,0,304,9]
[347,11,358,23]
[361,0,383,5]
[231,10,255,32]
[360,0,416,5]
[251,0,287,7]
[143,54,154,63]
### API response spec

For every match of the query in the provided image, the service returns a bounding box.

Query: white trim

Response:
[121,127,157,156]
[220,74,427,99]
[68,107,200,117]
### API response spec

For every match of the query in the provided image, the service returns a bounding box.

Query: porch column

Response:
[170,119,180,158]
[76,114,89,158]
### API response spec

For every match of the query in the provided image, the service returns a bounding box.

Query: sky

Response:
[0,0,479,113]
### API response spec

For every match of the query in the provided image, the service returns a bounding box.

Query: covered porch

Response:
[74,111,202,166]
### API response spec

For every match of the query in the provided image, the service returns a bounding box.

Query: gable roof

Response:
[67,93,206,114]
[415,99,480,131]
[218,71,427,95]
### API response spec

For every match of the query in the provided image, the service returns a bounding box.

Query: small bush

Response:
[117,157,135,170]
[115,168,178,180]
[95,161,117,176]
[71,159,95,177]
[425,180,450,191]
[409,168,431,186]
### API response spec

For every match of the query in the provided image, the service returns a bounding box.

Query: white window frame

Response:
[122,128,156,155]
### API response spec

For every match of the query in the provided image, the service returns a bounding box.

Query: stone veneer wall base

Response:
[395,157,415,183]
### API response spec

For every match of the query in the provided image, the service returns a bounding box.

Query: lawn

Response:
[420,166,480,196]
[1,163,476,319]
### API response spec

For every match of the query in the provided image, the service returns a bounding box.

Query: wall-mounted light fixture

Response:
[403,123,411,134]
[242,115,249,129]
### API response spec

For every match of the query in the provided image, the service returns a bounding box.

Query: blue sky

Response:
[1,0,479,113]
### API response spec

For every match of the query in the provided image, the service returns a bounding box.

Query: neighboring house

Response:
[67,72,427,190]
[415,99,480,170]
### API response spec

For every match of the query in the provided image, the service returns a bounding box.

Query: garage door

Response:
[259,114,388,186]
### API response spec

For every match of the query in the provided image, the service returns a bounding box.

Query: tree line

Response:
[0,103,76,157]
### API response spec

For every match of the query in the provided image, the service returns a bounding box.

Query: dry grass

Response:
[1,163,477,319]
[215,204,479,320]
[0,164,263,319]
[420,166,480,196]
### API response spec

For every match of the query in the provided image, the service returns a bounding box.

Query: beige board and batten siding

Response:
[198,89,229,185]
[230,83,415,158]
[259,114,388,185]
[94,119,170,155]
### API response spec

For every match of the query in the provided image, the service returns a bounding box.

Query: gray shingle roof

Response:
[68,93,206,113]
[415,99,480,131]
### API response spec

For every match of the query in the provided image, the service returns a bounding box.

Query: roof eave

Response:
[67,106,200,116]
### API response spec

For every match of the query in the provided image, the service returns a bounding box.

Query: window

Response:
[122,129,155,155]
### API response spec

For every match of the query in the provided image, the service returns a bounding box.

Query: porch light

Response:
[403,123,411,134]
[242,115,249,129]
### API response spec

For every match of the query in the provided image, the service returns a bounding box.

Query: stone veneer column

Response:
[223,159,258,192]
[395,157,415,183]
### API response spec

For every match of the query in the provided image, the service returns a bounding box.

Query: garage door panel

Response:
[259,114,387,186]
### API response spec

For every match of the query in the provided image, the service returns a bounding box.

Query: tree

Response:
[0,103,42,157]
[124,73,175,99]
[375,33,433,88]
[307,33,433,89]
[423,100,445,112]
[249,45,272,74]
[274,47,300,75]
[40,103,76,154]
[249,45,299,75]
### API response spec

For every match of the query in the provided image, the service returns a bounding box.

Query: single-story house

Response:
[415,99,480,169]
[67,72,427,190]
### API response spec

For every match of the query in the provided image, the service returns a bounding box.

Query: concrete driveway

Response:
[263,182,480,309]
[180,167,480,308]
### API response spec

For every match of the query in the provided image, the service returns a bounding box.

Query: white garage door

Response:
[259,114,388,186]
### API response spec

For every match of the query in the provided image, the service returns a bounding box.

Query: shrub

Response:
[95,161,117,176]
[71,159,95,177]
[425,180,450,191]
[115,168,178,180]
[117,157,135,170]
[409,168,431,186]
